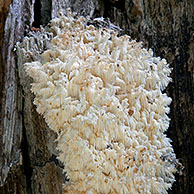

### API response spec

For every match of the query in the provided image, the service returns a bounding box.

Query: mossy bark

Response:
[0,0,193,193]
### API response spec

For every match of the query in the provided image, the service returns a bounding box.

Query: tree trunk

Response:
[0,0,193,193]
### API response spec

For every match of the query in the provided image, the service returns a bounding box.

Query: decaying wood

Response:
[0,0,193,193]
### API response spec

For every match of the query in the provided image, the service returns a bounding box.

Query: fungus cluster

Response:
[24,10,176,194]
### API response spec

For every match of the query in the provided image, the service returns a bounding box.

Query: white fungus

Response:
[25,10,177,194]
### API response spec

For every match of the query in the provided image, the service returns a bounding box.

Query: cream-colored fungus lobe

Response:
[25,10,177,194]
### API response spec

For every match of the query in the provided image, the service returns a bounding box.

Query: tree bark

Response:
[0,0,193,194]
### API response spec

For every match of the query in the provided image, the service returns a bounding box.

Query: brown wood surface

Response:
[0,0,193,193]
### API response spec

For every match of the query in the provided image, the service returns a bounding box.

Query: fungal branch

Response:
[22,9,178,194]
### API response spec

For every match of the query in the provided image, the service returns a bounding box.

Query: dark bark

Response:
[0,0,193,193]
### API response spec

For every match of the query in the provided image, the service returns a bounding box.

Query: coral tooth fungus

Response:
[24,9,177,194]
